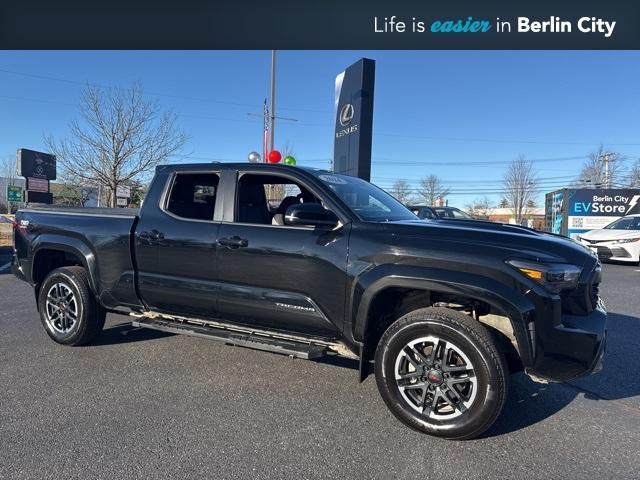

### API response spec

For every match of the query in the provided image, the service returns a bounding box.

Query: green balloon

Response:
[284,155,296,166]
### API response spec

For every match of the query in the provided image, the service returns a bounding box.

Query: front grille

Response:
[562,263,601,315]
[595,246,612,260]
[583,238,609,245]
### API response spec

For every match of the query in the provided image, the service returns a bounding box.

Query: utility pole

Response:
[269,50,276,154]
[601,151,616,188]
[248,51,296,164]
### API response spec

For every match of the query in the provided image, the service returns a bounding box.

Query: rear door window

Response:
[165,173,219,221]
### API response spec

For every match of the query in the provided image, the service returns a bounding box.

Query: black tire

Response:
[374,307,508,440]
[37,266,106,346]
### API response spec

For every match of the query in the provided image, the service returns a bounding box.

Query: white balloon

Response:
[248,151,261,163]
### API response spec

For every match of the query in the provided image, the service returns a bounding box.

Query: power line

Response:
[374,178,576,186]
[375,132,640,147]
[0,67,329,113]
[4,67,640,147]
[0,94,76,107]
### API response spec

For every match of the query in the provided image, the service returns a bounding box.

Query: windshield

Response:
[316,173,417,222]
[603,216,640,230]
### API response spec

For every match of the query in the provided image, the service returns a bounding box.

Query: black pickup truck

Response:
[12,163,606,439]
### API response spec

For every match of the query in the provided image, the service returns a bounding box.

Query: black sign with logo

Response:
[332,58,375,181]
[17,148,57,180]
[24,191,54,204]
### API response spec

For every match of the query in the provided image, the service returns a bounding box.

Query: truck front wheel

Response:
[38,266,106,346]
[374,307,508,440]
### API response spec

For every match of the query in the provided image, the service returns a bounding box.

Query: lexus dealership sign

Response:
[332,58,375,181]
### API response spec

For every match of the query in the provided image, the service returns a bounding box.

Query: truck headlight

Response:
[507,259,582,293]
[613,237,640,244]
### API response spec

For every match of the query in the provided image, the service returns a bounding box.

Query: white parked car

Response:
[577,214,640,264]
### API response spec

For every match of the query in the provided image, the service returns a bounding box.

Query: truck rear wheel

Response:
[38,266,106,346]
[374,307,508,440]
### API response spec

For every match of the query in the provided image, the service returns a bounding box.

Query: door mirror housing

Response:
[284,203,339,228]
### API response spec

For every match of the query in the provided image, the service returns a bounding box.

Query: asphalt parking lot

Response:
[1,256,639,479]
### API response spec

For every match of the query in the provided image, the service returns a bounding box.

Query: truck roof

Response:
[156,163,330,174]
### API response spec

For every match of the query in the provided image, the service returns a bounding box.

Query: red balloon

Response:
[268,150,282,163]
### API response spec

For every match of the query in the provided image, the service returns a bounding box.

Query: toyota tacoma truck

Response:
[12,163,606,439]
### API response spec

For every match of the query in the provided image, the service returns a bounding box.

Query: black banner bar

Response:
[0,0,639,49]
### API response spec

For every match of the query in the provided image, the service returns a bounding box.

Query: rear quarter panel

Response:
[15,209,141,309]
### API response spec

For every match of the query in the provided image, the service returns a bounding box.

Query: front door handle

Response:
[217,236,249,248]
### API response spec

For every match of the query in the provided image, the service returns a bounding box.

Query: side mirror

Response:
[284,203,339,228]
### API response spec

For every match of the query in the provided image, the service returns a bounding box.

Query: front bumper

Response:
[579,239,638,263]
[527,300,607,383]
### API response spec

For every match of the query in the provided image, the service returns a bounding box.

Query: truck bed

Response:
[14,206,142,310]
[21,205,140,217]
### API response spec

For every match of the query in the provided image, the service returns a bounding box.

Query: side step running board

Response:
[131,317,328,360]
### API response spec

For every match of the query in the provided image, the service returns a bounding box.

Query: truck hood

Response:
[381,218,595,267]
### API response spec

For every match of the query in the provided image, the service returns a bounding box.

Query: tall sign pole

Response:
[269,50,276,155]
[332,58,376,181]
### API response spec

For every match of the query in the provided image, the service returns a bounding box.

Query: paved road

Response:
[1,264,639,479]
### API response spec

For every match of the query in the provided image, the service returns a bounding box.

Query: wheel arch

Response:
[31,235,98,303]
[351,266,535,381]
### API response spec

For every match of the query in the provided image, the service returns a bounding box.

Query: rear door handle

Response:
[217,236,248,248]
[140,229,164,241]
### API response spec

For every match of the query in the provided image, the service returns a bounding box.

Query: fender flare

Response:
[31,234,99,295]
[351,265,536,370]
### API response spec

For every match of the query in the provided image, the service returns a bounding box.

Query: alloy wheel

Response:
[394,335,477,420]
[44,282,79,334]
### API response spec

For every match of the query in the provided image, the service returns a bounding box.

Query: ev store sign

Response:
[570,190,640,216]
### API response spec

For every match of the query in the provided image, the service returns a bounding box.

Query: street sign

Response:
[116,185,131,198]
[17,149,57,180]
[6,185,23,202]
[116,197,128,207]
[26,177,49,193]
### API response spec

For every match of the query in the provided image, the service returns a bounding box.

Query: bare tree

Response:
[628,159,640,188]
[389,179,413,204]
[503,155,538,224]
[465,195,493,219]
[417,175,450,206]
[1,155,16,184]
[281,141,295,159]
[1,155,18,213]
[575,146,625,188]
[45,82,187,207]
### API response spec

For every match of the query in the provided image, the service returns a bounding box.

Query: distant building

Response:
[484,207,545,230]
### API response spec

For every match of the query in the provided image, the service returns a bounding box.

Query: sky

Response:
[1,50,639,207]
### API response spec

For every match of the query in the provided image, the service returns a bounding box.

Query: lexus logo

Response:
[339,103,355,126]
